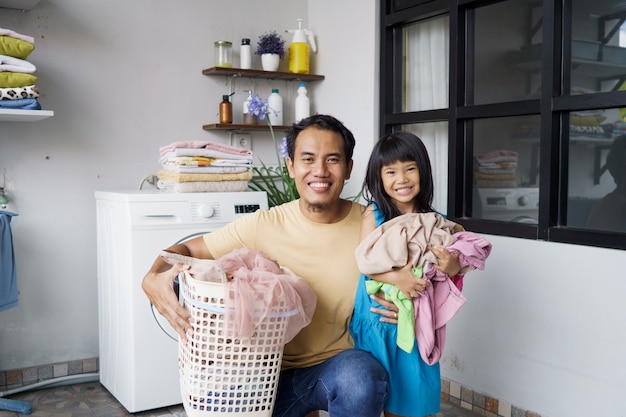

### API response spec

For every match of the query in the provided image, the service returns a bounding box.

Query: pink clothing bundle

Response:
[160,248,316,343]
[355,212,492,364]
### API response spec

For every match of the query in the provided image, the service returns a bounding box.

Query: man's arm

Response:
[141,235,214,340]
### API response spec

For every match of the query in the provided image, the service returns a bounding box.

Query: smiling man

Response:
[142,114,390,417]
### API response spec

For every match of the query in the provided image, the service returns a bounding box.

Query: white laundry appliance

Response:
[473,187,539,224]
[95,190,268,413]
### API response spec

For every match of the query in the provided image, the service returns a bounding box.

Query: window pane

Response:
[472,116,540,223]
[473,0,542,105]
[567,108,626,231]
[401,15,449,112]
[569,1,626,94]
[398,122,449,214]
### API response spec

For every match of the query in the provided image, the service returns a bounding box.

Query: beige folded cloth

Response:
[157,169,252,183]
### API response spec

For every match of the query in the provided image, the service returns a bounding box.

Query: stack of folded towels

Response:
[474,150,519,188]
[157,140,254,193]
[0,28,40,110]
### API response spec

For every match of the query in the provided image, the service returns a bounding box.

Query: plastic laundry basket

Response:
[178,270,297,417]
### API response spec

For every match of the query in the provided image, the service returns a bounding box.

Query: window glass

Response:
[399,122,449,214]
[401,15,449,112]
[569,1,626,94]
[472,0,542,105]
[567,108,626,231]
[472,115,540,223]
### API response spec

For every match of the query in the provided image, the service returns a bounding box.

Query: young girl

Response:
[350,132,490,417]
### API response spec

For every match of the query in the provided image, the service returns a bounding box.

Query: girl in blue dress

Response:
[350,132,462,417]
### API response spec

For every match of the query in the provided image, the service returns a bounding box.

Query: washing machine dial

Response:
[198,203,215,218]
[517,195,530,207]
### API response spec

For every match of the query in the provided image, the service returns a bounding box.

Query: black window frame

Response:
[380,0,626,250]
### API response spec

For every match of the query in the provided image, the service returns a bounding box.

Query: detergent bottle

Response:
[287,19,317,74]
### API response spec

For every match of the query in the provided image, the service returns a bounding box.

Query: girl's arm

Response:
[360,206,431,299]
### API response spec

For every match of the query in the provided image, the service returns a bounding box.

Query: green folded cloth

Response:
[365,266,423,353]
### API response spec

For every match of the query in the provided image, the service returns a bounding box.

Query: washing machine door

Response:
[151,231,209,342]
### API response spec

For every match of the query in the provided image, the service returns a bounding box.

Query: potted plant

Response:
[256,31,286,71]
[246,94,298,206]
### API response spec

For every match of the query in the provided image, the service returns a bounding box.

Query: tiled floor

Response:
[0,381,482,417]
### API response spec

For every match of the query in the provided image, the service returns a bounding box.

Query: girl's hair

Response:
[363,131,435,220]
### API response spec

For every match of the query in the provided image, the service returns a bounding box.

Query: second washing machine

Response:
[95,190,268,413]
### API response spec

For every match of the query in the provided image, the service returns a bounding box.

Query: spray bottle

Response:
[286,18,317,74]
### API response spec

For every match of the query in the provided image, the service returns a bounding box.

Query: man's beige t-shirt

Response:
[203,199,363,369]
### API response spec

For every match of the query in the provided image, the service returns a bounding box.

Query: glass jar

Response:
[214,41,233,68]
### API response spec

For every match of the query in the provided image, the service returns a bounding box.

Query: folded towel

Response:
[159,164,250,174]
[0,35,34,60]
[157,179,249,193]
[159,148,253,164]
[0,72,37,88]
[475,150,519,164]
[0,97,40,110]
[159,140,253,157]
[157,169,252,183]
[161,155,252,168]
[0,28,34,44]
[0,84,38,100]
[0,55,36,73]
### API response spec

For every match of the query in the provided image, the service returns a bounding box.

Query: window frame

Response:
[380,0,626,250]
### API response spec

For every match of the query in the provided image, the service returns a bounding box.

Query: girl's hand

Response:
[392,263,430,299]
[431,246,461,276]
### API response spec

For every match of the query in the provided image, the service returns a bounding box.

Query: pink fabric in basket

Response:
[217,248,317,343]
[160,248,317,343]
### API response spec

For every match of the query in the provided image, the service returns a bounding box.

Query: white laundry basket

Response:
[178,270,297,417]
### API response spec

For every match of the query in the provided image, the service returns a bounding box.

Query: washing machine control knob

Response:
[517,195,530,207]
[199,203,215,218]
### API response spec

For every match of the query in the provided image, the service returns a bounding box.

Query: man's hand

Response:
[142,263,192,340]
[369,293,400,323]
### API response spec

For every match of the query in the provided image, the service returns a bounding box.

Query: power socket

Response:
[230,132,252,150]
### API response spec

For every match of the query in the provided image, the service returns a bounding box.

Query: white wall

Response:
[2,2,626,417]
[0,0,377,369]
[442,235,626,417]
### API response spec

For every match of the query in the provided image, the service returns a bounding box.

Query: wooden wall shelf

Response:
[202,67,325,82]
[202,123,291,132]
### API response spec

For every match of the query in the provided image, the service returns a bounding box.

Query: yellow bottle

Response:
[287,19,317,75]
[289,41,309,74]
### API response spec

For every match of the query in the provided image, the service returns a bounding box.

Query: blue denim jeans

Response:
[272,349,389,417]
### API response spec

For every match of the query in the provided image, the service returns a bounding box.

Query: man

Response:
[143,114,404,417]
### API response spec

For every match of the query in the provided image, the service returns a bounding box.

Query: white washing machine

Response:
[95,190,268,413]
[474,187,539,224]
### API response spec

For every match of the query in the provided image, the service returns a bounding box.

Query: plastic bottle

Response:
[287,19,317,74]
[267,88,283,126]
[219,94,232,124]
[295,82,310,122]
[240,38,251,69]
[243,89,256,124]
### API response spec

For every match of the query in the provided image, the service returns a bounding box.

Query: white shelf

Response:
[0,0,40,10]
[0,109,54,122]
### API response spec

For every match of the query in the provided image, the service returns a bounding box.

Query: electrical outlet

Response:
[230,132,252,150]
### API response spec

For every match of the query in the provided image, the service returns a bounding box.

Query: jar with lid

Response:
[214,41,233,68]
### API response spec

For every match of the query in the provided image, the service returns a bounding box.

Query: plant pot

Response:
[261,53,280,71]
